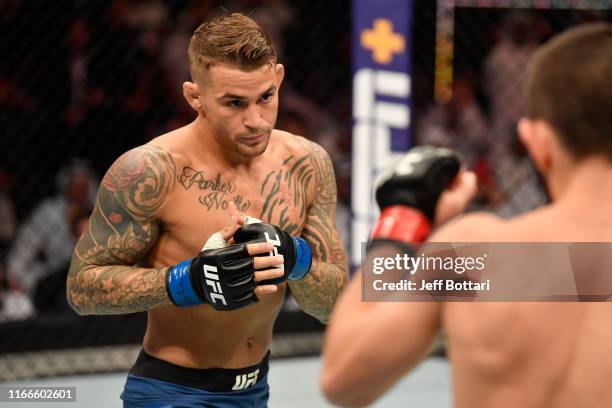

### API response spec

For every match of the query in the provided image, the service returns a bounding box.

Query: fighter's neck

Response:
[189,119,265,170]
[553,156,612,204]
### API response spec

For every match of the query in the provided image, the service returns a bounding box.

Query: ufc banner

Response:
[351,0,414,266]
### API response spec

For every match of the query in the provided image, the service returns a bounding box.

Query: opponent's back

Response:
[441,195,612,408]
[439,23,612,407]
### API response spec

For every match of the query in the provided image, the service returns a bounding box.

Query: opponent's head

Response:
[518,23,612,196]
[183,13,284,158]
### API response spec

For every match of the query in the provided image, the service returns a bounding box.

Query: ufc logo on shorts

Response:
[203,264,227,305]
[264,232,284,271]
[232,368,260,391]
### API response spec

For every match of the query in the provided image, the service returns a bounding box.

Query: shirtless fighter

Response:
[322,23,612,407]
[66,13,348,407]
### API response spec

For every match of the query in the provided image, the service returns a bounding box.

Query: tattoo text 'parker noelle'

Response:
[177,167,251,212]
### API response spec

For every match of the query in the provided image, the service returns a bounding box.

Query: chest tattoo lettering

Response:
[177,167,251,212]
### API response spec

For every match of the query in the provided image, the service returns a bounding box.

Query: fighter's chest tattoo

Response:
[176,154,312,233]
[177,167,251,212]
[259,155,313,234]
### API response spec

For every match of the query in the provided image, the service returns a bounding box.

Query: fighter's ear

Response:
[518,117,554,174]
[183,81,203,112]
[275,63,285,86]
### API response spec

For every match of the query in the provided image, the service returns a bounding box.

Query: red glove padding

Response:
[371,205,431,243]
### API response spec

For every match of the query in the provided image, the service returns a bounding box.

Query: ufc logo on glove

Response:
[203,264,227,305]
[264,232,283,268]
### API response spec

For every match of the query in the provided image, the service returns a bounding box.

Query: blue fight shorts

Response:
[121,349,270,408]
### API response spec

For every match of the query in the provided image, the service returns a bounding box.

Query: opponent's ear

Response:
[183,81,203,112]
[518,117,554,175]
[275,64,285,86]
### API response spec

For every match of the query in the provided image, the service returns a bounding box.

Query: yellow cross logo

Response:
[361,19,405,65]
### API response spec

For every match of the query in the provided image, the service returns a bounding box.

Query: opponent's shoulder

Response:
[432,205,570,242]
[429,211,507,242]
[501,205,566,241]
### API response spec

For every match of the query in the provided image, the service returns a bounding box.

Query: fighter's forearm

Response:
[288,259,348,323]
[66,263,171,315]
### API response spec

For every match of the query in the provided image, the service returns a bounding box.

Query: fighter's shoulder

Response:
[148,128,190,159]
[429,212,507,242]
[272,130,330,161]
[114,142,176,170]
[114,123,194,174]
[103,142,177,195]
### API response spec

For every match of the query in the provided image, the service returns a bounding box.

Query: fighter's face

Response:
[199,63,284,158]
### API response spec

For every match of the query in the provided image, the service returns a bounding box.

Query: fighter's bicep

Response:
[351,301,441,400]
[322,275,440,404]
[301,142,346,265]
[369,301,441,366]
[76,190,159,267]
[73,145,176,267]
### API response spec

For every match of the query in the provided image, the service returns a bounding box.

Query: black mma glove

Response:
[233,223,312,285]
[372,145,460,243]
[166,244,258,310]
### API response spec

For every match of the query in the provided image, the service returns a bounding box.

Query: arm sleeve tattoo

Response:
[288,138,349,323]
[67,145,176,315]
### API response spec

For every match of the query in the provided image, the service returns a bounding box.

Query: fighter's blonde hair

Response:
[188,13,277,80]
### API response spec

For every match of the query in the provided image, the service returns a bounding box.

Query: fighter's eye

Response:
[228,100,244,108]
[260,93,273,103]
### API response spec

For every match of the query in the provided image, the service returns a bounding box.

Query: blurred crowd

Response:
[0,1,608,320]
[415,10,608,216]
